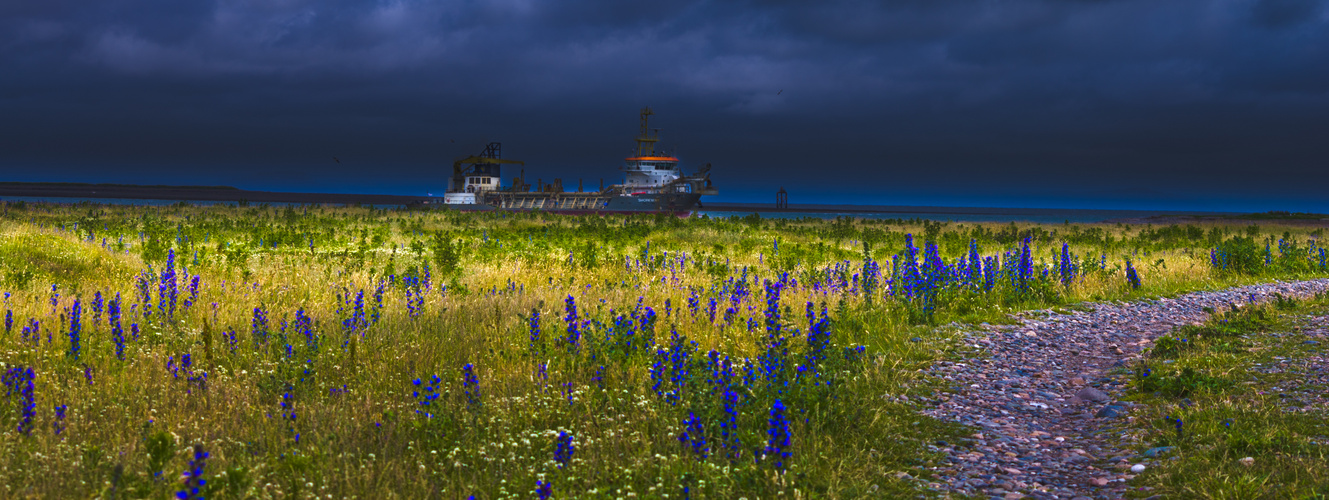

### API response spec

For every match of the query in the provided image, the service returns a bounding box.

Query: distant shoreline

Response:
[703,202,1232,219]
[1,182,1323,224]
[0,181,428,206]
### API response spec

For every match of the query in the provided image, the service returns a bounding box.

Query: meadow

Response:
[0,201,1326,499]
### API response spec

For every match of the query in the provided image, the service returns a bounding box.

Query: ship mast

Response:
[635,107,659,157]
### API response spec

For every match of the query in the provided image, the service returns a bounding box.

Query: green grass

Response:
[1124,296,1329,499]
[0,203,1326,498]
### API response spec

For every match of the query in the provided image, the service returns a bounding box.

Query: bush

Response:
[1212,236,1263,274]
[431,231,463,276]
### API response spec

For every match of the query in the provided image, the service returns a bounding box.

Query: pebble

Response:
[1143,446,1174,458]
[1075,387,1110,402]
[919,278,1329,499]
[1094,405,1124,419]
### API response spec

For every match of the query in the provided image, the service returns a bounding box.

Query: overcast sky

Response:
[1,0,1326,211]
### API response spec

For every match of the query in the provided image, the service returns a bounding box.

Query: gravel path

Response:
[918,279,1329,500]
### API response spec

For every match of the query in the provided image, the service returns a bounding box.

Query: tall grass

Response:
[0,202,1325,498]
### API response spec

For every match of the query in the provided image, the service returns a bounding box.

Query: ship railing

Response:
[489,192,610,211]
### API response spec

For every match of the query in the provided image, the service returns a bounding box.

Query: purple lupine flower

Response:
[252,306,269,346]
[183,275,200,311]
[68,299,82,360]
[223,328,238,354]
[176,444,209,500]
[529,308,542,351]
[720,387,741,462]
[462,363,480,407]
[591,365,604,389]
[92,291,104,322]
[53,404,67,436]
[412,374,442,418]
[1059,242,1075,285]
[765,399,791,470]
[679,412,708,460]
[554,431,575,468]
[110,293,125,361]
[160,249,178,320]
[1125,259,1142,289]
[2,366,35,435]
[371,281,385,324]
[563,295,580,351]
[280,387,298,442]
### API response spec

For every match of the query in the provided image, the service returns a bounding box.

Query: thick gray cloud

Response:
[1,0,1327,211]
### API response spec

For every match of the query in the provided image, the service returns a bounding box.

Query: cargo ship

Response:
[437,108,717,215]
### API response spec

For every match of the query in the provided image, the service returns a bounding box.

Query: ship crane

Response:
[445,142,524,203]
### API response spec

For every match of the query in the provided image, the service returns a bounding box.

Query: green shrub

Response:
[1214,236,1264,274]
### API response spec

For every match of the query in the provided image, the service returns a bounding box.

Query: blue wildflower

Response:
[412,374,443,418]
[1125,259,1142,289]
[110,293,125,361]
[68,299,82,360]
[592,364,608,388]
[529,307,543,351]
[183,275,200,311]
[280,388,298,442]
[92,291,104,322]
[765,399,791,470]
[679,412,708,460]
[720,388,741,462]
[462,363,480,407]
[53,404,67,436]
[2,366,35,435]
[176,444,209,500]
[564,295,580,351]
[251,306,269,347]
[554,431,575,468]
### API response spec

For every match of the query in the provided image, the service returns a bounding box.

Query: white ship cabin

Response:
[443,176,497,204]
[623,156,684,191]
[463,175,499,193]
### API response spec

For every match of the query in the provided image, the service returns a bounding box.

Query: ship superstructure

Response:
[439,108,716,215]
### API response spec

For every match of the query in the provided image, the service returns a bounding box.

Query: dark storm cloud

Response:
[1252,0,1323,28]
[1,0,1327,211]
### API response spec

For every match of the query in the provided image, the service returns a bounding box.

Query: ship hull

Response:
[432,192,701,216]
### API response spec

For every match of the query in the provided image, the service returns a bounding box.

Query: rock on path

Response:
[919,279,1329,500]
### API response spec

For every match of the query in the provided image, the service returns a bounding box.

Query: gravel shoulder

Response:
[918,279,1329,500]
